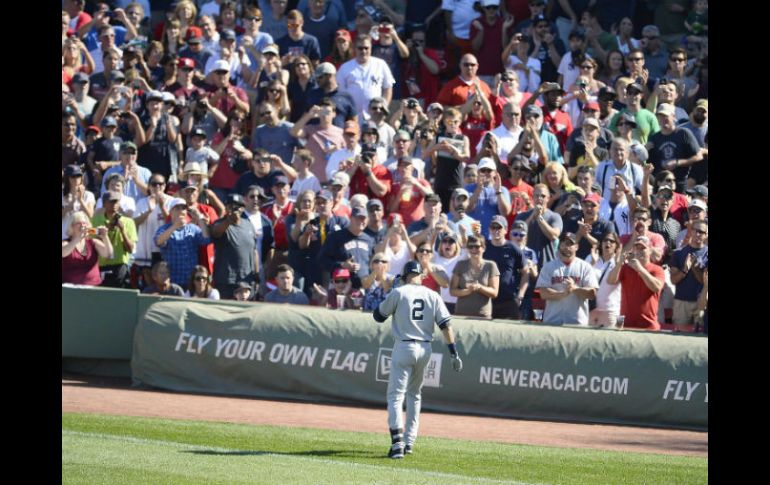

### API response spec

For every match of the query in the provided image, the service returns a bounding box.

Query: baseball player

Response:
[373,260,463,459]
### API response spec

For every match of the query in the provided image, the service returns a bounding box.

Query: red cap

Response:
[186,26,203,41]
[332,268,351,280]
[86,125,101,135]
[335,29,352,40]
[178,57,195,69]
[583,101,600,111]
[583,193,601,205]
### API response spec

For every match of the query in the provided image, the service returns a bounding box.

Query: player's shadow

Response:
[184,449,380,459]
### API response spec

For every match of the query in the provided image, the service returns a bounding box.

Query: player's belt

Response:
[401,339,430,342]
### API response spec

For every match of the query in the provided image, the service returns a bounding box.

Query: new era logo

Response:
[375,348,443,387]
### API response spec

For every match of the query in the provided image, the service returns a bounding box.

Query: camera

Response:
[577,80,588,89]
[406,99,418,109]
[188,90,200,103]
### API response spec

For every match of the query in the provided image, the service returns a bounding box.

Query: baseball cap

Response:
[335,28,352,40]
[64,164,83,177]
[343,120,359,134]
[511,220,528,234]
[120,141,137,153]
[480,0,500,6]
[453,187,470,199]
[362,123,379,136]
[245,185,269,201]
[161,91,176,104]
[533,13,549,24]
[619,112,637,127]
[185,26,203,43]
[655,103,676,117]
[686,185,708,198]
[351,206,368,218]
[272,175,289,186]
[523,104,543,117]
[332,268,351,280]
[262,44,280,56]
[583,101,600,112]
[226,193,246,207]
[425,193,441,204]
[101,116,118,127]
[427,102,444,113]
[598,86,617,100]
[109,70,126,82]
[396,155,413,165]
[316,189,333,201]
[102,191,122,203]
[629,142,649,162]
[582,193,601,205]
[626,82,644,94]
[490,215,507,229]
[582,117,600,130]
[694,99,708,111]
[234,281,252,292]
[559,232,578,244]
[72,72,90,84]
[190,127,207,138]
[331,172,350,186]
[146,90,164,102]
[394,130,411,141]
[366,198,383,211]
[182,162,205,176]
[541,82,565,94]
[85,125,101,135]
[478,157,497,171]
[442,232,459,243]
[220,29,237,41]
[656,185,674,196]
[178,57,195,69]
[369,96,389,114]
[689,198,708,211]
[402,261,423,276]
[569,28,586,40]
[315,62,337,77]
[213,59,231,72]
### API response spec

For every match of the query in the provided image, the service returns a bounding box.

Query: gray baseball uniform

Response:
[377,283,451,448]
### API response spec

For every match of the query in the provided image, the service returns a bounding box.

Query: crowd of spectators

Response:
[62,0,707,333]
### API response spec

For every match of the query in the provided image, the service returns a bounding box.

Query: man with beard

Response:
[515,183,563,269]
[676,99,708,187]
[536,231,598,325]
[447,188,478,236]
[565,192,615,260]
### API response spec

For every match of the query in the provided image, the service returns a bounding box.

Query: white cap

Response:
[212,59,231,72]
[168,198,188,210]
[161,91,176,103]
[478,157,497,171]
[480,0,501,6]
[331,171,350,187]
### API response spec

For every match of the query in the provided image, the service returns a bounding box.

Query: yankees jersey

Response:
[378,284,451,342]
[336,57,395,117]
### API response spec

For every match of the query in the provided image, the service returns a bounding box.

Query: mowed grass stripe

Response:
[63,429,532,485]
[63,413,707,485]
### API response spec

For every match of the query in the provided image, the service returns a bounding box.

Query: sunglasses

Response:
[246,16,262,21]
[372,260,386,264]
[194,276,208,281]
[643,35,658,40]
[633,217,649,222]
[628,57,644,62]
[149,181,165,186]
[268,89,280,93]
[462,62,477,67]
[467,245,482,249]
[689,207,704,212]
[333,279,349,284]
[295,62,309,67]
[417,249,432,254]
[356,46,371,51]
[248,194,263,199]
[510,232,525,238]
[504,112,520,117]
[510,166,524,171]
[602,239,618,244]
[260,111,272,117]
[670,57,686,62]
[656,193,672,200]
[490,225,503,230]
[662,178,676,183]
[370,106,386,112]
[287,23,300,28]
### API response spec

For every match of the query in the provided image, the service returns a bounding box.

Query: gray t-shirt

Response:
[452,259,500,319]
[377,283,451,341]
[265,287,310,304]
[515,209,563,269]
[535,257,598,326]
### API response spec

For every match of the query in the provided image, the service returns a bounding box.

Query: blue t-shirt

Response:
[464,183,512,239]
[250,122,299,166]
[305,88,358,129]
[671,245,707,301]
[484,241,526,301]
[276,33,322,62]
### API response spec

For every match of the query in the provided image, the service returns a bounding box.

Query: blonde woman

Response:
[361,252,395,312]
[174,0,198,35]
[62,211,113,286]
[433,233,467,313]
[450,235,500,319]
[542,162,576,211]
[62,165,96,240]
[374,214,416,276]
[62,36,95,78]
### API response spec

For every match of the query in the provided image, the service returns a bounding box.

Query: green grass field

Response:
[62,413,707,485]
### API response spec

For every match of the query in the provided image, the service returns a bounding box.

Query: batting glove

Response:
[451,355,463,372]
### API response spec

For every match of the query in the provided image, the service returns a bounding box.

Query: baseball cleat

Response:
[388,442,405,459]
[404,444,413,454]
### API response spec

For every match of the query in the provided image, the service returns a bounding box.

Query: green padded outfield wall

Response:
[131,300,708,431]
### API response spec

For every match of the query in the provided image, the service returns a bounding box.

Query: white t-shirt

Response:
[585,255,621,313]
[382,156,426,183]
[434,249,467,304]
[184,287,221,299]
[384,241,412,276]
[95,195,137,217]
[557,52,592,96]
[441,0,481,40]
[598,197,632,237]
[505,55,542,94]
[289,173,322,201]
[61,191,96,240]
[336,57,395,116]
[326,145,360,182]
[133,195,174,266]
[476,123,523,162]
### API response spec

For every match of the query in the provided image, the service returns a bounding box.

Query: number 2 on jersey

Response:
[411,299,425,320]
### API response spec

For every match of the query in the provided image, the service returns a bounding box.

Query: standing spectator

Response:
[608,82,659,144]
[345,142,393,206]
[669,220,707,332]
[92,191,138,288]
[597,174,636,237]
[286,189,325,294]
[137,91,179,181]
[646,103,703,193]
[501,36,541,97]
[432,232,467,313]
[95,173,137,216]
[528,15,565,84]
[466,158,511,239]
[477,101,523,162]
[365,98,397,153]
[579,7,618,64]
[674,198,707,250]
[209,109,254,201]
[62,112,86,170]
[286,55,318,122]
[131,174,173,289]
[262,0,291,42]
[337,35,395,117]
[239,6,275,64]
[210,194,259,300]
[184,265,221,300]
[141,261,185,296]
[502,155,534,224]
[177,180,221,275]
[265,264,311,304]
[261,175,295,278]
[566,192,615,260]
[443,0,482,62]
[639,25,668,80]
[645,184,682,262]
[303,0,345,60]
[306,62,358,129]
[585,232,622,328]
[437,54,492,108]
[325,28,355,68]
[318,206,375,288]
[375,214,416,277]
[250,101,299,166]
[531,82,573,154]
[654,0,689,51]
[371,18,410,100]
[644,78,689,125]
[364,199,388,247]
[289,149,322,202]
[205,60,251,116]
[329,172,352,219]
[485,215,528,319]
[619,207,666,264]
[421,107,470,210]
[509,219,539,320]
[607,235,665,330]
[596,138,644,196]
[450,235,500,319]
[361,252,396,312]
[514,183,563,269]
[470,1,513,87]
[536,232,598,325]
[243,185,275,293]
[62,165,96,240]
[678,98,708,186]
[154,198,211,287]
[387,156,433,226]
[566,115,610,179]
[326,121,361,181]
[290,100,346,183]
[277,10,322,68]
[62,212,113,286]
[411,240,451,294]
[401,27,442,105]
[101,141,152,201]
[179,27,215,78]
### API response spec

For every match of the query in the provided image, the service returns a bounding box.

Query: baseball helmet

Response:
[402,261,423,277]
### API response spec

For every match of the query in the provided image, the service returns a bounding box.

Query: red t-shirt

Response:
[422,273,440,293]
[491,92,534,125]
[262,201,294,250]
[618,263,665,330]
[504,179,534,227]
[469,16,506,76]
[437,77,493,108]
[349,165,392,206]
[401,48,442,105]
[387,179,432,226]
[620,232,667,264]
[462,113,494,159]
[543,108,573,154]
[670,192,689,225]
[62,239,102,286]
[208,132,242,190]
